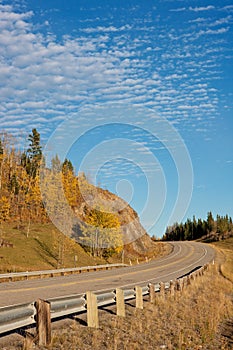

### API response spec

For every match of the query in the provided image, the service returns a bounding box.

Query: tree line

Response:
[162,212,233,242]
[0,129,122,257]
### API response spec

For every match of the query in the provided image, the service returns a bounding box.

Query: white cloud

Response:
[81,25,132,33]
[170,7,186,13]
[0,1,229,145]
[189,6,215,12]
[222,5,233,11]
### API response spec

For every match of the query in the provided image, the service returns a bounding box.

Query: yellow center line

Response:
[0,244,197,294]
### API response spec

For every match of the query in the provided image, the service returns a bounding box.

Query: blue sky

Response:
[0,0,232,238]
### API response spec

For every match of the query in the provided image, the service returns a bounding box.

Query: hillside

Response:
[0,222,106,273]
[0,129,168,272]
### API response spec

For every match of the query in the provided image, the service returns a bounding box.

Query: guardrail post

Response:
[169,280,175,297]
[149,283,155,303]
[159,282,165,299]
[116,288,125,317]
[135,286,143,309]
[175,279,180,292]
[180,278,185,291]
[182,276,187,289]
[86,291,99,328]
[35,299,51,346]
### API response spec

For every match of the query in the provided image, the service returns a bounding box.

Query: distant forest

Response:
[162,212,233,242]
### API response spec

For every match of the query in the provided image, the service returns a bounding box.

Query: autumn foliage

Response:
[0,130,123,256]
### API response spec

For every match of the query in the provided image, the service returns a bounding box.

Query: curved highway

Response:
[0,241,215,307]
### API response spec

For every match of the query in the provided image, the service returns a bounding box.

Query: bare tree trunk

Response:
[26,213,31,238]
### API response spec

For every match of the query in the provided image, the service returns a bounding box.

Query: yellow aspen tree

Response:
[80,205,122,258]
[0,196,10,222]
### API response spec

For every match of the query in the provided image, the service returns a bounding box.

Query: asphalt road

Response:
[0,241,216,307]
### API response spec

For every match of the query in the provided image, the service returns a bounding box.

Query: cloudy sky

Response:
[0,0,232,237]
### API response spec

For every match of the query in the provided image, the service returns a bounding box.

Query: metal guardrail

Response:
[50,294,86,319]
[0,302,36,334]
[0,263,128,282]
[0,265,208,336]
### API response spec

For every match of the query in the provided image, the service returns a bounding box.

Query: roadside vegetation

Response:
[212,237,233,283]
[35,239,233,349]
[48,263,232,350]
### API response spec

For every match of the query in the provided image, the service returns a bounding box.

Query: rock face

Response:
[73,180,154,256]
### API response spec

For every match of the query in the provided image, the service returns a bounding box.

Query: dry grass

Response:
[48,266,232,349]
[212,237,233,283]
[9,264,229,350]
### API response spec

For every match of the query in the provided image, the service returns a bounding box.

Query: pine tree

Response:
[207,211,214,234]
[26,128,42,178]
[0,139,3,157]
[62,158,74,175]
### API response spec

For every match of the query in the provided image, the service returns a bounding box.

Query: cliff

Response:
[72,178,155,257]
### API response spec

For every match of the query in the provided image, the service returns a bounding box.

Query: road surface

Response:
[0,241,215,307]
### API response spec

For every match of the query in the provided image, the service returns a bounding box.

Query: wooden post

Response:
[86,291,99,328]
[182,277,187,289]
[149,283,155,303]
[159,282,165,299]
[35,299,51,346]
[135,286,143,309]
[175,279,180,291]
[116,288,125,317]
[179,278,184,291]
[169,280,175,297]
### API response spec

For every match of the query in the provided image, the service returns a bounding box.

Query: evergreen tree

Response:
[62,158,74,175]
[0,139,3,157]
[207,211,214,234]
[26,128,42,178]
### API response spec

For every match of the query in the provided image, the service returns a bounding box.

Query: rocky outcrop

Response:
[73,179,154,256]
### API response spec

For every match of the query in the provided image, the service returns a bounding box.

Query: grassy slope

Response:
[0,223,171,273]
[212,237,233,282]
[0,223,105,272]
